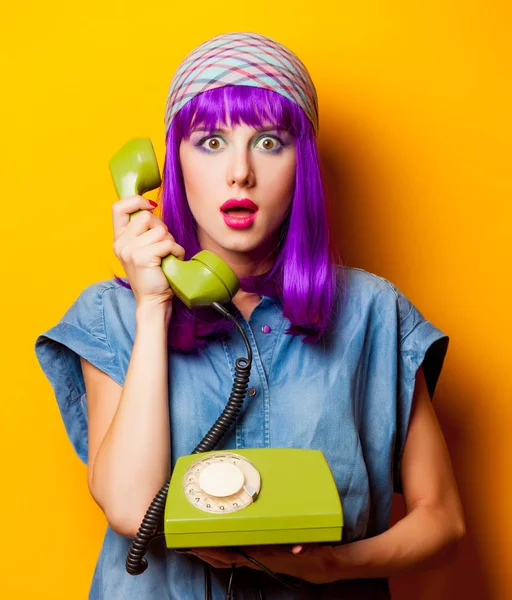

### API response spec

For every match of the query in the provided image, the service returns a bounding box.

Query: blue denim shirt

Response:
[35,267,449,599]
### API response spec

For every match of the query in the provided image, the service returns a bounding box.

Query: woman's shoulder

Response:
[335,264,404,308]
[333,265,448,357]
[77,278,133,302]
[332,264,432,336]
[73,278,135,314]
[337,264,397,288]
[54,278,136,340]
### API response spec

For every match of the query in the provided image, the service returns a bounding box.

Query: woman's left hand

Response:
[183,544,344,584]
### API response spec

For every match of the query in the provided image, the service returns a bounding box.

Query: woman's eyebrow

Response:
[190,125,286,134]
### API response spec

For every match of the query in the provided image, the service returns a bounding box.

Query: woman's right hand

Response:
[112,196,185,308]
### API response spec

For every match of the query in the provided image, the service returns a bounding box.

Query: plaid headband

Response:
[164,31,319,135]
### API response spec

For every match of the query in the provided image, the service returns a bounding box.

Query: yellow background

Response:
[1,0,510,597]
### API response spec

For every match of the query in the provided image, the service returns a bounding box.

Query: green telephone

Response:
[166,448,342,548]
[109,138,343,576]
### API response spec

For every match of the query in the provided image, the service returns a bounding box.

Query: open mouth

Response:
[221,206,256,218]
[220,200,259,229]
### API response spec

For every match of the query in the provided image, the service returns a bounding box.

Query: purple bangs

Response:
[114,85,341,351]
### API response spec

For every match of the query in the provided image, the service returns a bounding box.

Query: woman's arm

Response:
[331,364,466,578]
[82,300,172,537]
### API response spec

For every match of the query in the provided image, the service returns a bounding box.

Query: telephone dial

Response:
[109,138,343,583]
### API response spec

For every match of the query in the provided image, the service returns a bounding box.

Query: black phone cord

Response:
[125,302,252,576]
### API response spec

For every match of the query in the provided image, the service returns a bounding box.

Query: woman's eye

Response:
[255,136,283,152]
[200,136,226,151]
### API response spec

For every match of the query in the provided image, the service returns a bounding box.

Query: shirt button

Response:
[262,325,272,334]
[248,387,257,397]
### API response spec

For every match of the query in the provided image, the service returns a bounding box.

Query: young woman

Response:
[35,31,465,599]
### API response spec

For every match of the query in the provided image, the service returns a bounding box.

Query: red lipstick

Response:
[220,198,259,229]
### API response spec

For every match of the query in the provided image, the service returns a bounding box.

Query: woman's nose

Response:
[227,148,255,187]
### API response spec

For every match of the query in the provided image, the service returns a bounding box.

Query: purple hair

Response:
[114,85,342,351]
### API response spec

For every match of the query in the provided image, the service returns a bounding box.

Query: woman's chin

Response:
[205,234,273,257]
[214,241,263,255]
[197,222,279,258]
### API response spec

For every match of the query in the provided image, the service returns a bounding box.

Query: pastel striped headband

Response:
[164,32,319,135]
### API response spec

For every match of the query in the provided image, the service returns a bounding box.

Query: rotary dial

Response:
[183,453,261,514]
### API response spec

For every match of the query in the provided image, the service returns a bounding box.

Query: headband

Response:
[164,31,319,135]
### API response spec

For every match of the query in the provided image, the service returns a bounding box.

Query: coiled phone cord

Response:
[125,302,301,598]
[125,302,251,576]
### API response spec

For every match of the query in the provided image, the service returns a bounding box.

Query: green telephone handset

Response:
[109,138,239,307]
[109,138,343,578]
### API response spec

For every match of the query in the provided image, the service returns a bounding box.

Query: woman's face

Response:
[179,121,296,266]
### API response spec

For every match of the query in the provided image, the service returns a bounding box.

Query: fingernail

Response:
[291,545,303,555]
[148,200,158,207]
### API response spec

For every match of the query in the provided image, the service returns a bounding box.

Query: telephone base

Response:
[164,448,344,549]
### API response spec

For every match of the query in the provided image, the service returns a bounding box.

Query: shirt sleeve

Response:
[393,286,450,493]
[34,281,125,465]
